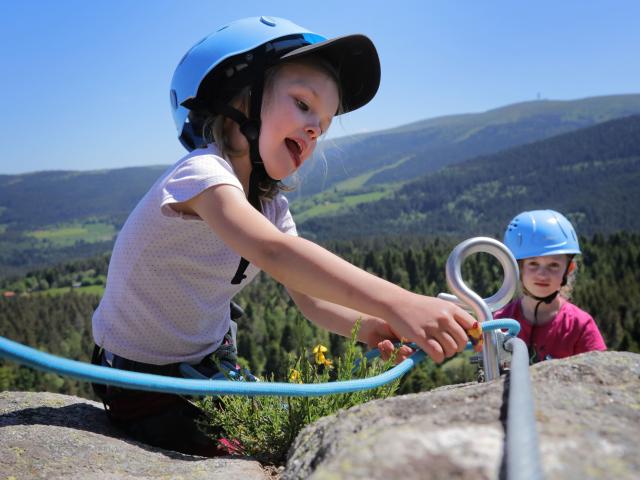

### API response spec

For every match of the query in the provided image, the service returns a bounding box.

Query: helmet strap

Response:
[230,49,277,285]
[522,286,559,324]
[184,45,286,284]
[522,253,574,322]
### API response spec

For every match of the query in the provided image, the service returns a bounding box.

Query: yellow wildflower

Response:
[289,369,303,384]
[312,344,333,367]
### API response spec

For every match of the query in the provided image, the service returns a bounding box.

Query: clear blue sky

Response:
[1,0,638,174]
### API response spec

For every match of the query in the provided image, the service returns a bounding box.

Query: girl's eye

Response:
[296,99,309,112]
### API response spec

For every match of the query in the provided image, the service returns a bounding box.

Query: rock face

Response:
[0,391,268,479]
[1,351,638,479]
[284,351,640,480]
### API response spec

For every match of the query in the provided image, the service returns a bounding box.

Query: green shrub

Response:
[197,320,400,465]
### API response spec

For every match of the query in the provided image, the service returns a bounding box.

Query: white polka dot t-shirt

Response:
[92,144,297,365]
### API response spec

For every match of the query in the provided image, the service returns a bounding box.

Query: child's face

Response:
[257,62,339,180]
[520,254,570,298]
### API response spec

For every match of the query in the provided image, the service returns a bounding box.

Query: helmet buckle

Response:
[240,121,260,142]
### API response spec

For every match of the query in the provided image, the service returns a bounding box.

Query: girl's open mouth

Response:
[285,138,302,167]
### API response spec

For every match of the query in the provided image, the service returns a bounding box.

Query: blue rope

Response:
[0,319,519,397]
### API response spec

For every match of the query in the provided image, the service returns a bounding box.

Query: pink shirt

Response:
[494,299,606,361]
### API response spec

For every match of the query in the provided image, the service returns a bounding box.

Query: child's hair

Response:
[203,55,343,199]
[560,255,578,300]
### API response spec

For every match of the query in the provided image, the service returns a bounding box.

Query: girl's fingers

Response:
[396,344,414,363]
[377,340,414,363]
[422,337,445,364]
[434,331,458,358]
[448,320,471,351]
[453,308,477,330]
[399,344,414,355]
[377,339,395,361]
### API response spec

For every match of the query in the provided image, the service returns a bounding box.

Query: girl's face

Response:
[520,254,571,298]
[257,62,340,180]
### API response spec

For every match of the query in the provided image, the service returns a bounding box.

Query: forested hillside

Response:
[0,166,168,231]
[0,166,167,278]
[2,233,638,399]
[2,95,639,277]
[300,115,640,239]
[296,94,640,195]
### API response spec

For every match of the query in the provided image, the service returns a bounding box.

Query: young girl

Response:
[494,209,606,363]
[91,16,479,456]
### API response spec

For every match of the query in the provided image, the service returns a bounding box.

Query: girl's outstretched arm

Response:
[287,288,415,362]
[183,184,477,363]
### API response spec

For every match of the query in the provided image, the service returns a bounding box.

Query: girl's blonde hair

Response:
[560,256,578,300]
[203,56,342,199]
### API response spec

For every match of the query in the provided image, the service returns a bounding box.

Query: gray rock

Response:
[283,351,640,480]
[0,391,268,479]
[2,352,638,479]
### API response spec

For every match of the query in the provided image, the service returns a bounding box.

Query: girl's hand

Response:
[388,293,480,364]
[359,316,414,364]
[377,339,414,363]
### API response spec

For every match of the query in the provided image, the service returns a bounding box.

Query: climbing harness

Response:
[0,237,520,396]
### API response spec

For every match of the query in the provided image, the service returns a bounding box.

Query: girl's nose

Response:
[305,123,321,140]
[537,267,550,277]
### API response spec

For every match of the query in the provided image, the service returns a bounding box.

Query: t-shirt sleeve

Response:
[271,193,298,236]
[575,315,607,354]
[160,153,243,218]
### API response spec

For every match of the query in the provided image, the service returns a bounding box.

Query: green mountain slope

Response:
[0,166,167,277]
[0,166,168,232]
[296,94,640,196]
[1,95,639,277]
[299,115,640,240]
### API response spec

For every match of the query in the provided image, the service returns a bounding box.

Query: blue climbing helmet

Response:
[505,210,581,319]
[170,16,380,285]
[170,16,380,151]
[503,209,581,260]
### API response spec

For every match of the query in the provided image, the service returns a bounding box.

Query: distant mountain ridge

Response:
[296,94,640,195]
[0,94,639,276]
[0,166,168,232]
[299,114,640,240]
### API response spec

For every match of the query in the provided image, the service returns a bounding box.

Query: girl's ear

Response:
[567,259,577,274]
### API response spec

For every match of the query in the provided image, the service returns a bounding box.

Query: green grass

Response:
[36,285,105,297]
[27,222,116,247]
[290,156,413,223]
[293,188,395,223]
[332,155,414,191]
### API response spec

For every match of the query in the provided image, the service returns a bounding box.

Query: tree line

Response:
[1,232,638,399]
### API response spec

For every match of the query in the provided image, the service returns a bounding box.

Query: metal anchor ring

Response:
[438,237,519,381]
